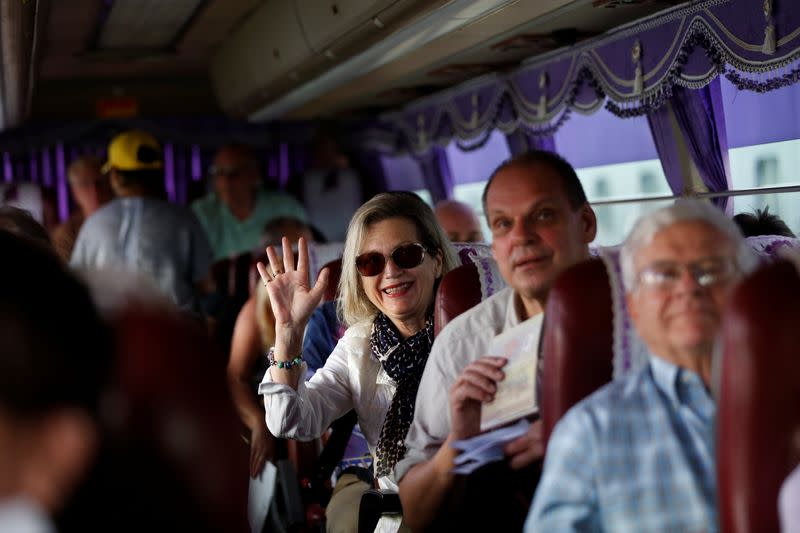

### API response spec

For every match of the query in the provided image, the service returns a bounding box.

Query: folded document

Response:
[450,419,531,475]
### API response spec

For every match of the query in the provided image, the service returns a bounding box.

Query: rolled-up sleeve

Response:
[259,335,354,441]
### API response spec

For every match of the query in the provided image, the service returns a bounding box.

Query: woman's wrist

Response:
[274,328,303,358]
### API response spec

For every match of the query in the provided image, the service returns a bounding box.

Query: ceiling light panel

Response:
[98,0,205,49]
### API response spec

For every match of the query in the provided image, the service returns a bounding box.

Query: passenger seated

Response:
[228,217,319,478]
[733,206,796,238]
[0,231,113,531]
[192,143,307,260]
[51,156,112,261]
[434,199,484,243]
[398,150,598,531]
[294,128,364,243]
[526,199,758,532]
[257,192,458,532]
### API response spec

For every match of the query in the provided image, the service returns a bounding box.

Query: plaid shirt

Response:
[526,356,717,533]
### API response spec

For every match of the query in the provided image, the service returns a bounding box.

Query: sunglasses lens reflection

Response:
[356,253,385,277]
[393,244,424,269]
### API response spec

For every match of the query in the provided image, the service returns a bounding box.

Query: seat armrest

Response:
[358,489,402,533]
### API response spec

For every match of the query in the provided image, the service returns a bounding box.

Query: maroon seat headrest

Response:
[109,308,249,531]
[320,258,343,302]
[434,262,486,336]
[718,260,800,533]
[541,258,614,449]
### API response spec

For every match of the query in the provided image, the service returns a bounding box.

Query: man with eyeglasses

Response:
[192,144,307,260]
[525,199,758,532]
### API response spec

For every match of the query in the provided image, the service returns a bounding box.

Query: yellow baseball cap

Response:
[102,130,163,174]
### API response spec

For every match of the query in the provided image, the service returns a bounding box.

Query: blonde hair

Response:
[337,192,458,327]
[254,282,276,350]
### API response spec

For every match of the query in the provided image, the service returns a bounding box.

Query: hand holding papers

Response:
[480,314,543,431]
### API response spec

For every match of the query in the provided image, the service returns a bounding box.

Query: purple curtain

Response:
[647,79,731,210]
[268,142,313,192]
[646,104,685,196]
[505,129,556,156]
[416,147,454,203]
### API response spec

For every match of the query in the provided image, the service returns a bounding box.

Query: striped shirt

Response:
[526,355,717,533]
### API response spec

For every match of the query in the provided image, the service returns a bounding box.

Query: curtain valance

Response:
[368,0,800,154]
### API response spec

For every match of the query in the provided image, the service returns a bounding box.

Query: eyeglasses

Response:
[636,257,737,290]
[208,165,244,178]
[355,242,428,277]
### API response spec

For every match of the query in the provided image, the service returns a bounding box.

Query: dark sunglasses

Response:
[355,242,428,277]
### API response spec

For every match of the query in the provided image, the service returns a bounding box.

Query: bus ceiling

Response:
[7,0,683,129]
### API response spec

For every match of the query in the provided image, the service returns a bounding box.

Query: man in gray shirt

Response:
[71,130,212,312]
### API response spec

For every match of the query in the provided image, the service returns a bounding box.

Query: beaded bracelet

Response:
[267,346,303,370]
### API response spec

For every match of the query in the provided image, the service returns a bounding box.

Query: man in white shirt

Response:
[397,150,597,530]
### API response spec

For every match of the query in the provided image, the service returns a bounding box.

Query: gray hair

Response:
[338,192,458,327]
[620,199,758,290]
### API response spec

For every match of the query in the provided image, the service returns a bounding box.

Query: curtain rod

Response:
[589,184,800,206]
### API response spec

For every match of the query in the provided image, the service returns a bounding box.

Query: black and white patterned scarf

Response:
[371,311,434,478]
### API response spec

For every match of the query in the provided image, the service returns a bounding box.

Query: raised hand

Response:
[448,356,507,441]
[256,237,329,338]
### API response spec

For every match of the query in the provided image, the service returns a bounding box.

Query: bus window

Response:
[723,78,800,235]
[447,129,511,242]
[380,152,429,201]
[556,106,672,246]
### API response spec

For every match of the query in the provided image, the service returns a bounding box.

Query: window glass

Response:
[380,152,426,191]
[556,106,659,169]
[728,139,800,236]
[452,181,489,242]
[575,159,671,245]
[412,188,433,207]
[721,77,800,148]
[732,192,800,237]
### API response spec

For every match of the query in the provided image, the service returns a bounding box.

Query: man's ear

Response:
[580,204,598,243]
[109,170,124,194]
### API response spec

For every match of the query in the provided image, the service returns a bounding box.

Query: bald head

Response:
[435,200,483,243]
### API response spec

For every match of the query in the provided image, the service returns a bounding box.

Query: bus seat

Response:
[434,256,507,335]
[321,258,343,302]
[718,259,800,533]
[540,258,615,449]
[65,306,249,532]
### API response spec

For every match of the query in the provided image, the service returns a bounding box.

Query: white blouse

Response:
[259,320,398,486]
